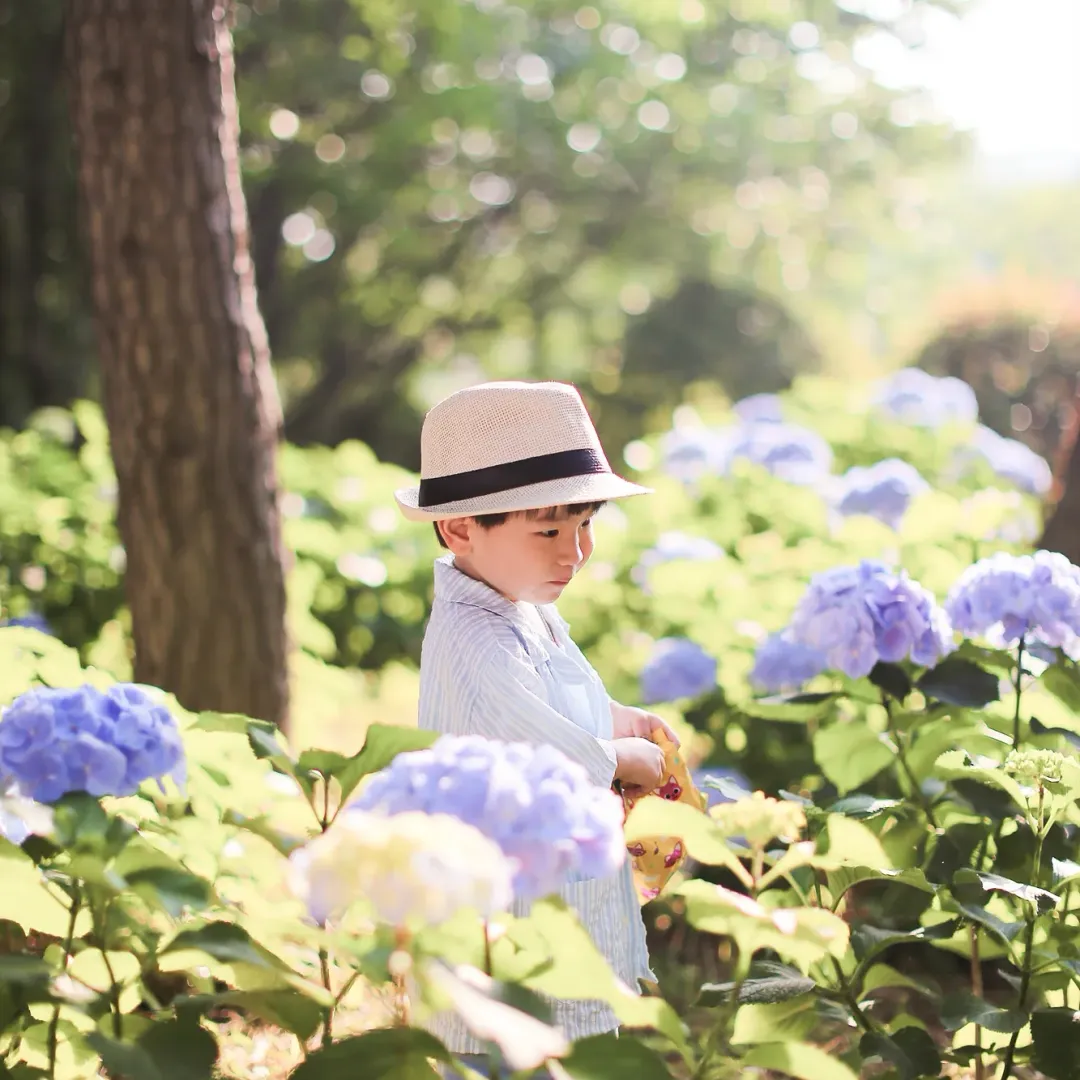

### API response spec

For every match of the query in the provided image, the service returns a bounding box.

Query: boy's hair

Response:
[433,502,605,549]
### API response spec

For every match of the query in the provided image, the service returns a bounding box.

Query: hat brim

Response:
[394,472,652,522]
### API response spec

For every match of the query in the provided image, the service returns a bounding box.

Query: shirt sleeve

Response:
[468,647,618,789]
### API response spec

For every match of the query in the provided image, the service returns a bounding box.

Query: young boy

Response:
[395,381,677,1075]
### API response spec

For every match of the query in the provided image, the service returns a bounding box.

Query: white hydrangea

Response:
[288,810,515,928]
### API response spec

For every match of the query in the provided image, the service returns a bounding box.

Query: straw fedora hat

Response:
[394,381,651,522]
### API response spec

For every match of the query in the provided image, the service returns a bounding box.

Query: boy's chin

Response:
[521,579,571,603]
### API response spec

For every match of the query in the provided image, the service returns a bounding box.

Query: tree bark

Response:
[66,0,290,728]
[1041,386,1080,565]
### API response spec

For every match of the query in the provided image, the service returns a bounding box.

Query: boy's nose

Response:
[557,536,583,566]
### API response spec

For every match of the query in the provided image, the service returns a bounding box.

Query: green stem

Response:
[831,957,877,1034]
[1000,781,1044,1080]
[691,952,750,1080]
[47,884,82,1079]
[1012,637,1025,750]
[319,947,333,1046]
[882,696,938,828]
[99,947,123,1039]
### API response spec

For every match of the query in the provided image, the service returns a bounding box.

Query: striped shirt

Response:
[418,555,653,1053]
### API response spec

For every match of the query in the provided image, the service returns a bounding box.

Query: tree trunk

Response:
[66,0,290,729]
[1041,387,1080,565]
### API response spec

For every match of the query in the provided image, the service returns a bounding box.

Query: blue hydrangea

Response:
[348,735,626,903]
[832,459,929,530]
[957,425,1052,496]
[787,561,955,679]
[0,777,54,846]
[722,421,833,486]
[640,637,717,704]
[750,630,826,692]
[659,427,729,483]
[733,393,784,424]
[0,613,53,635]
[945,550,1080,651]
[872,368,978,428]
[0,684,186,804]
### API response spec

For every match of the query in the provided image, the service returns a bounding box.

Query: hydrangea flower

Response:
[0,684,185,803]
[733,393,784,424]
[871,368,978,428]
[0,776,54,846]
[787,561,954,679]
[750,631,826,693]
[641,637,717,704]
[0,613,53,635]
[349,735,626,903]
[288,810,514,927]
[945,550,1080,651]
[956,425,1052,496]
[832,459,929,530]
[659,427,729,483]
[722,421,833,486]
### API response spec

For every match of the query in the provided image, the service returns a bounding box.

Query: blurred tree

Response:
[232,0,963,463]
[0,0,93,429]
[66,0,291,729]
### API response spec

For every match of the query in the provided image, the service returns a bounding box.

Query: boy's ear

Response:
[437,516,473,554]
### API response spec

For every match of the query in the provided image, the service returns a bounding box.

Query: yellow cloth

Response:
[620,730,707,904]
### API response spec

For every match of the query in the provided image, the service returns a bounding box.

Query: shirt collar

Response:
[432,555,552,659]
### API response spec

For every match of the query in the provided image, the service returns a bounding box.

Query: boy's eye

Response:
[538,528,560,539]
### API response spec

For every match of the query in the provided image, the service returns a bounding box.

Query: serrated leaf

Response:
[869,661,912,701]
[335,725,439,804]
[827,795,902,819]
[917,659,1000,708]
[940,991,1027,1033]
[860,1028,941,1080]
[1032,1008,1080,1080]
[954,869,1060,914]
[697,973,815,1007]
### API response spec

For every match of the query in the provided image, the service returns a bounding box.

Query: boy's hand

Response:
[610,702,681,748]
[612,737,666,792]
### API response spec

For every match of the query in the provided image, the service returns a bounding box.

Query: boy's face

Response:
[441,506,598,604]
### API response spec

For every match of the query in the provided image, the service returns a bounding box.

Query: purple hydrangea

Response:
[348,735,626,903]
[871,368,978,428]
[641,637,717,704]
[958,425,1053,496]
[733,393,784,424]
[787,561,955,679]
[722,421,833,486]
[659,427,729,483]
[0,613,53,635]
[832,459,929,530]
[750,630,827,693]
[945,550,1080,651]
[0,684,185,804]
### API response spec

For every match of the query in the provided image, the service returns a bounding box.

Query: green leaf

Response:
[869,662,912,701]
[917,659,1000,708]
[860,1028,941,1079]
[188,712,257,735]
[335,725,439,803]
[934,751,1030,810]
[124,867,212,918]
[744,692,839,723]
[740,1041,859,1080]
[296,749,350,777]
[138,1019,219,1080]
[697,973,816,1007]
[1041,665,1080,714]
[825,814,892,869]
[939,991,1026,1034]
[162,922,288,971]
[827,795,902,819]
[953,869,1060,914]
[552,1033,671,1080]
[677,880,849,973]
[0,846,84,937]
[289,1027,449,1079]
[221,809,305,856]
[828,866,936,906]
[1032,1008,1080,1080]
[177,990,324,1041]
[86,1035,164,1080]
[850,919,962,966]
[0,955,51,986]
[813,723,893,795]
[946,901,1025,946]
